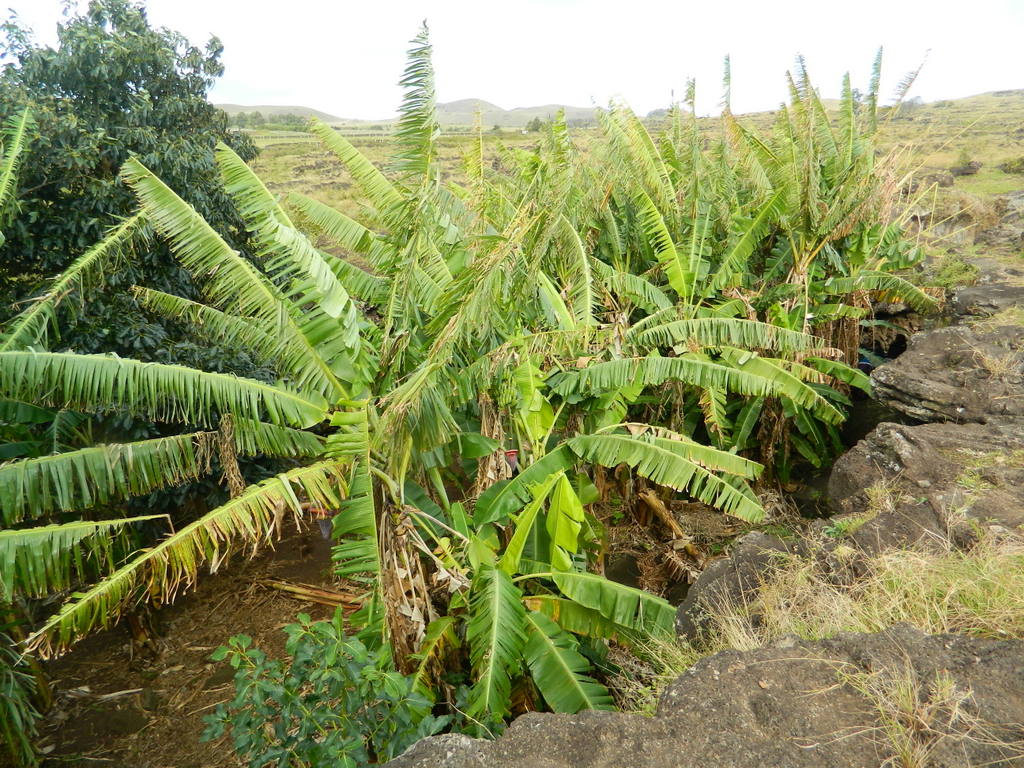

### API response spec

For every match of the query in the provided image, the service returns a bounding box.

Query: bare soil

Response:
[37,524,338,768]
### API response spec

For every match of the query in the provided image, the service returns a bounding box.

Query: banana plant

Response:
[0,108,32,248]
[580,57,935,475]
[0,26,662,669]
[0,27,937,748]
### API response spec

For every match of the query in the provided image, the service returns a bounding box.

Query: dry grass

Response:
[865,478,907,516]
[968,344,1023,379]
[955,447,1024,503]
[249,129,540,221]
[971,306,1024,330]
[621,529,1024,715]
[719,533,1024,647]
[961,309,1024,380]
[825,478,906,538]
[837,662,1024,767]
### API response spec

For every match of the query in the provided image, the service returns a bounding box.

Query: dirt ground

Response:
[36,524,339,768]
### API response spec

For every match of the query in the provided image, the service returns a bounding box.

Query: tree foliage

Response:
[0,0,256,361]
[202,614,448,767]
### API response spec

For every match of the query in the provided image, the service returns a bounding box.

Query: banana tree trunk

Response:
[378,494,435,673]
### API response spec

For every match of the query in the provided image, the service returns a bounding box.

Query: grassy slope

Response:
[877,90,1024,198]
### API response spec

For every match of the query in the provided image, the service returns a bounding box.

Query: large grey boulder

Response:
[951,256,1024,318]
[871,323,1024,424]
[388,625,1024,768]
[674,531,796,641]
[827,421,1024,545]
[953,281,1024,318]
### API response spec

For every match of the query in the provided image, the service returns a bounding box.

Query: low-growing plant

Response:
[956,467,995,493]
[823,514,870,539]
[203,611,449,768]
[865,478,906,516]
[837,663,1022,767]
[927,252,979,291]
[997,156,1024,174]
[607,634,702,715]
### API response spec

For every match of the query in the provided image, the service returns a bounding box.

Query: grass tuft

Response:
[838,663,1024,767]
[971,306,1024,330]
[925,252,979,291]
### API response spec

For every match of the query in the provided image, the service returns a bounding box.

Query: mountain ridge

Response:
[216,99,596,127]
[216,104,344,122]
[217,89,1024,129]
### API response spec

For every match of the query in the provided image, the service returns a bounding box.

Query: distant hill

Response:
[215,104,345,122]
[435,99,595,127]
[436,98,504,116]
[216,99,597,128]
[216,89,1024,132]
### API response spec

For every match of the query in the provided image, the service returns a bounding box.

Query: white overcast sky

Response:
[5,0,1023,119]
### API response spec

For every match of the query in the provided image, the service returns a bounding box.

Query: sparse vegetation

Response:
[926,252,980,290]
[998,156,1024,174]
[823,513,870,538]
[971,306,1024,329]
[967,342,1023,379]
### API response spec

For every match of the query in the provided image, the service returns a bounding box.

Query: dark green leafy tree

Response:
[0,0,269,528]
[0,0,256,362]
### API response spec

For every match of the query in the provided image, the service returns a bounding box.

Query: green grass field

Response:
[878,90,1024,198]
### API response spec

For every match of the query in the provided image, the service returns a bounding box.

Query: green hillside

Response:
[216,103,345,122]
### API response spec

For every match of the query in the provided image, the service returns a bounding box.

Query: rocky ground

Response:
[391,198,1024,768]
[391,626,1024,768]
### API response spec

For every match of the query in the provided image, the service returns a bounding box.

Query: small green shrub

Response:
[928,253,979,291]
[823,515,867,539]
[997,157,1024,174]
[202,612,448,768]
